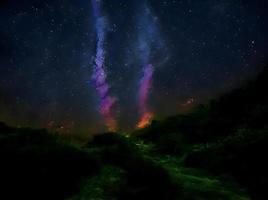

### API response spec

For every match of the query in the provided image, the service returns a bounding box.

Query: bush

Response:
[0,124,100,200]
[185,129,268,200]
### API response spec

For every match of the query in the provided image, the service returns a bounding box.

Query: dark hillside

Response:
[134,66,268,199]
[136,66,268,143]
[0,124,99,200]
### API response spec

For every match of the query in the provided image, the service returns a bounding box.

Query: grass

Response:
[0,123,257,199]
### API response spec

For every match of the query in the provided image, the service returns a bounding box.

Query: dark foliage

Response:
[0,124,100,200]
[185,129,268,200]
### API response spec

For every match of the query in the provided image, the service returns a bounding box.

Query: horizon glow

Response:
[137,64,154,128]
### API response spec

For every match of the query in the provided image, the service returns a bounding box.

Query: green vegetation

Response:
[0,125,251,200]
[1,67,268,199]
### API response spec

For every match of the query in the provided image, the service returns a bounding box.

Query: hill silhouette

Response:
[134,65,268,200]
[135,66,268,143]
[1,66,268,199]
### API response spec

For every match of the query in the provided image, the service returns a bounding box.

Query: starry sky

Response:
[0,0,268,134]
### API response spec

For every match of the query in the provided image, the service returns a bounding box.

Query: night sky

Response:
[0,0,268,134]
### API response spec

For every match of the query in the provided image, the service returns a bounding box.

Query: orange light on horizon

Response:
[105,117,117,132]
[137,112,154,129]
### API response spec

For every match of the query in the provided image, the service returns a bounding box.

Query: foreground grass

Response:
[0,123,253,199]
[68,134,249,200]
[68,165,125,200]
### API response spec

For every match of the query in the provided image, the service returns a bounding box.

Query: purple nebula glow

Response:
[91,0,117,131]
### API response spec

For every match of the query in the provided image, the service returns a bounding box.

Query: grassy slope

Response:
[69,134,249,200]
